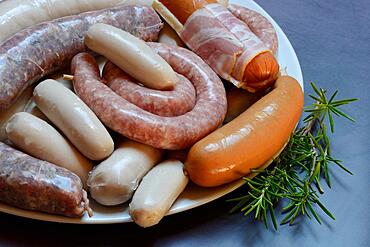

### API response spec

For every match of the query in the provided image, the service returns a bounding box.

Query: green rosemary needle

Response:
[228,82,358,230]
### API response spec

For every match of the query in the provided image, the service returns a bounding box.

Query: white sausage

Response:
[85,23,177,90]
[5,112,93,189]
[23,71,80,122]
[33,79,114,160]
[0,0,154,43]
[129,159,188,228]
[0,86,33,141]
[24,99,49,122]
[88,140,163,206]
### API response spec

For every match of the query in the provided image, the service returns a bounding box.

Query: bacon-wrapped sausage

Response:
[154,0,279,92]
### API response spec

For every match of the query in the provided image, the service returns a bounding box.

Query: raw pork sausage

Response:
[0,0,155,43]
[0,5,162,110]
[72,43,227,150]
[0,142,92,217]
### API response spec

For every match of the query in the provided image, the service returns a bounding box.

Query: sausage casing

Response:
[0,142,91,217]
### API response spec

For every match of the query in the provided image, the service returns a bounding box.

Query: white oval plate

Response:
[0,0,303,224]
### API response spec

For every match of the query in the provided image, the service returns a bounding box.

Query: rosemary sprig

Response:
[228,82,358,230]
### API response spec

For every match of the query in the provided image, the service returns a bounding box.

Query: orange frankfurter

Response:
[185,76,304,187]
[157,0,279,92]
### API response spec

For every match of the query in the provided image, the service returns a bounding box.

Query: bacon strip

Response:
[180,3,269,88]
[180,5,243,82]
[228,4,278,54]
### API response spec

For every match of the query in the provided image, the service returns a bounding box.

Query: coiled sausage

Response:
[72,43,227,150]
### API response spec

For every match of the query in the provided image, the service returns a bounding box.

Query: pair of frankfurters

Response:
[88,140,188,228]
[6,79,114,188]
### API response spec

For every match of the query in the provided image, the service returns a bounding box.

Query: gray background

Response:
[0,0,369,246]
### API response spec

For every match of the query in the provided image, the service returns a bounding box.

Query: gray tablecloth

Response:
[0,1,369,246]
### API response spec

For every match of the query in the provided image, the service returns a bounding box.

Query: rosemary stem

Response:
[229,83,357,230]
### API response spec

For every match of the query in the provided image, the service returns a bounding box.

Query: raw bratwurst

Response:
[0,142,92,217]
